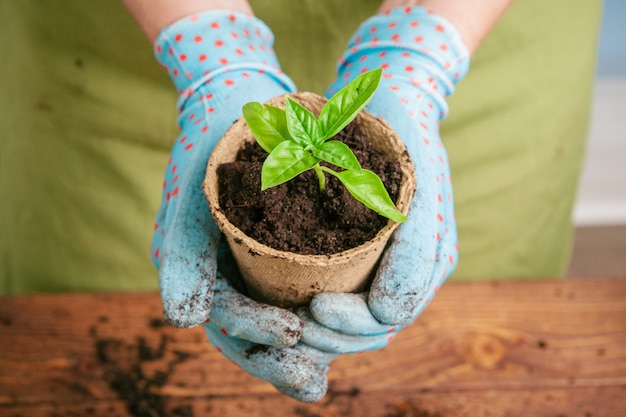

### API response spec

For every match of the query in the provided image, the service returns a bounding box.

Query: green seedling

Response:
[242,68,407,223]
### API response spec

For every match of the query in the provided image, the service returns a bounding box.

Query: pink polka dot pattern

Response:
[150,11,295,267]
[327,6,469,113]
[325,7,471,322]
[154,11,291,111]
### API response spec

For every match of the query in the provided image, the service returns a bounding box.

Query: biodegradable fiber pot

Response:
[204,92,416,308]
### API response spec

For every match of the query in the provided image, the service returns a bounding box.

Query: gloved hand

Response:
[151,10,296,328]
[303,6,471,353]
[150,10,329,402]
[204,272,335,402]
[199,241,336,402]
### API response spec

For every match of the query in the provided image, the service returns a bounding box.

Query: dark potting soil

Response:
[217,121,403,255]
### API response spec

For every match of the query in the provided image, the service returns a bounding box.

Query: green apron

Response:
[0,0,602,293]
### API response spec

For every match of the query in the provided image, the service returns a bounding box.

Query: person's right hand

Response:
[150,9,295,329]
[149,10,329,402]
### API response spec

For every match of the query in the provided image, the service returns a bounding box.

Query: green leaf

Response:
[311,141,361,171]
[327,168,407,222]
[285,98,323,148]
[242,102,291,153]
[318,68,382,141]
[262,140,319,190]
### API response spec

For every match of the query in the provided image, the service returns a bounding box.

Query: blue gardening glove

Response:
[150,11,330,402]
[199,241,335,402]
[304,6,470,353]
[204,272,335,402]
[151,10,295,327]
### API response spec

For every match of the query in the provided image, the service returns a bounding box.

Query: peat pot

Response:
[204,92,415,308]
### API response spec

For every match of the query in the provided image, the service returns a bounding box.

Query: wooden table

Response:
[1,278,625,417]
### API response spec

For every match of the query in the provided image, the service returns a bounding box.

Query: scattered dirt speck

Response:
[92,319,195,417]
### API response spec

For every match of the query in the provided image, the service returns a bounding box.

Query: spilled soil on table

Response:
[92,319,194,417]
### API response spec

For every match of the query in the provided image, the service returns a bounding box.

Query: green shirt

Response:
[0,0,602,293]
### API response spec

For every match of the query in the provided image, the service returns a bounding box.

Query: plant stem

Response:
[313,164,326,191]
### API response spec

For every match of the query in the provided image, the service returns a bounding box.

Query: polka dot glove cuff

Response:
[327,6,469,115]
[309,7,470,338]
[150,11,295,328]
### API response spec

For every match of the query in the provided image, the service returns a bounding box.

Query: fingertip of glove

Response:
[162,296,212,328]
[310,292,366,315]
[158,263,216,328]
[368,294,414,327]
[276,370,328,403]
[309,292,339,313]
[212,290,303,347]
[245,345,316,389]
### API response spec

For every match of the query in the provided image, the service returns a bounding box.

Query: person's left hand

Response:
[301,6,471,354]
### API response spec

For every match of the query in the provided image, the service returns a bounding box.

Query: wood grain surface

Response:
[1,278,625,417]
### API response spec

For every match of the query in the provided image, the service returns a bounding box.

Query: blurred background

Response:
[567,0,626,277]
